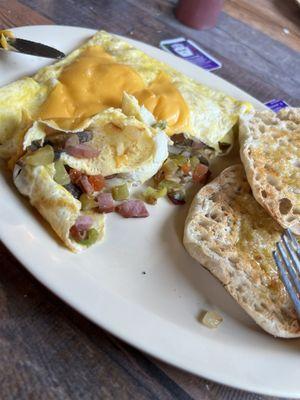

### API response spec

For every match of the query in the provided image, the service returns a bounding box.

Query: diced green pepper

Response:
[162,158,178,178]
[152,120,167,130]
[157,179,182,193]
[25,145,54,166]
[79,228,99,247]
[170,154,189,167]
[190,156,199,169]
[112,183,129,201]
[54,160,70,185]
[142,186,167,205]
[79,193,98,210]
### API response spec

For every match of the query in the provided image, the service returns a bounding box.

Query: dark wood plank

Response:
[152,361,289,400]
[0,0,52,29]
[224,0,300,52]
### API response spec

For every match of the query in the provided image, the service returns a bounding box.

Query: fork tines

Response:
[273,229,300,320]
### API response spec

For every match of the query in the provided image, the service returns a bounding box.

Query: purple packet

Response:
[265,99,289,113]
[160,37,221,72]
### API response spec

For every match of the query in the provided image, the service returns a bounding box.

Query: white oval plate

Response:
[0,25,299,399]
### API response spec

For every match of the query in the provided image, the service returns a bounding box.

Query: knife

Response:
[1,37,65,59]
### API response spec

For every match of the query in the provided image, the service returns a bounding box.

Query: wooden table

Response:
[0,1,299,399]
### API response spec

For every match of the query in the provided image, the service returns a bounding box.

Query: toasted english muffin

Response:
[184,164,300,338]
[239,107,300,235]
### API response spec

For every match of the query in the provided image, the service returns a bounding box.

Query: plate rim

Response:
[1,24,298,399]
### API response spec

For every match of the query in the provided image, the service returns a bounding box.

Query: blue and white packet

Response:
[160,37,222,72]
[265,99,289,113]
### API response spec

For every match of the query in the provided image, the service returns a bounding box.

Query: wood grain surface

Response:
[224,0,300,52]
[0,0,299,399]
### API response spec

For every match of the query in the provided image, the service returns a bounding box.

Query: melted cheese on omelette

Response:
[38,46,190,134]
[0,30,252,163]
[33,31,251,149]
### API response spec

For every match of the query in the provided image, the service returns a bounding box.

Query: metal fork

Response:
[273,229,300,320]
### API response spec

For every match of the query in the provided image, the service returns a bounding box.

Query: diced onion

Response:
[201,311,223,329]
[24,145,54,166]
[54,160,70,185]
[142,186,167,205]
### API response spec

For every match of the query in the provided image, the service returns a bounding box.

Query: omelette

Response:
[13,106,168,252]
[0,30,252,251]
[0,30,252,160]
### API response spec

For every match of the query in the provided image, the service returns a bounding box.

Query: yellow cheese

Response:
[38,46,190,134]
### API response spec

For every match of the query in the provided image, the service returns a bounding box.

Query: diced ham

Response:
[96,192,115,213]
[65,143,100,159]
[192,163,209,184]
[171,133,193,147]
[70,225,85,241]
[80,175,94,195]
[69,168,82,184]
[192,141,206,149]
[75,215,93,231]
[116,200,149,218]
[69,169,105,195]
[88,175,105,191]
[65,134,79,148]
[171,133,185,144]
[70,215,93,241]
